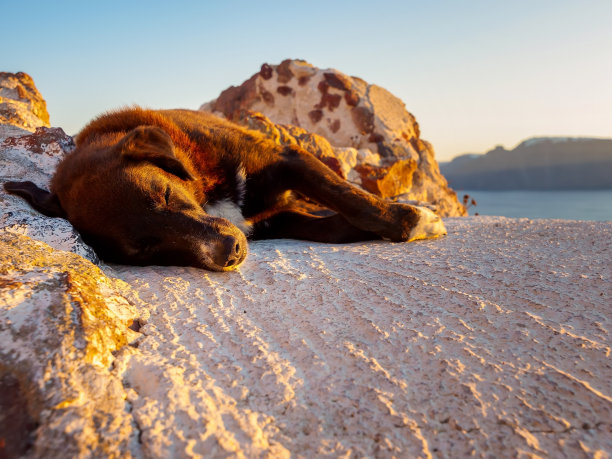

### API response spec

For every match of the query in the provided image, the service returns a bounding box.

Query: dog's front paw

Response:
[385,203,446,242]
[406,205,447,242]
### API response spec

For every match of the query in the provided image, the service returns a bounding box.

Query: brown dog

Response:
[4,108,446,271]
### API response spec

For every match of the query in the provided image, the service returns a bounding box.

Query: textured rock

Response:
[0,232,140,458]
[0,126,98,263]
[0,72,50,131]
[201,59,466,216]
[111,216,612,458]
[0,76,97,263]
[2,73,611,458]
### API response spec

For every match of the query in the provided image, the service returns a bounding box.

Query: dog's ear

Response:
[119,126,195,181]
[3,181,66,218]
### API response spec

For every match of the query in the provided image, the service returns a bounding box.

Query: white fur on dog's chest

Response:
[205,199,252,235]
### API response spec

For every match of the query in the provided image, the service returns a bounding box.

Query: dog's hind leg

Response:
[251,211,380,242]
[274,147,446,242]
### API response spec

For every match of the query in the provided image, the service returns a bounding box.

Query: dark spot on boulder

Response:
[260,63,273,80]
[344,91,360,107]
[298,75,311,86]
[351,106,374,135]
[377,142,393,157]
[276,59,294,84]
[330,119,341,133]
[259,85,275,106]
[277,86,294,96]
[323,93,342,111]
[308,109,323,123]
[323,72,352,91]
[314,80,342,111]
[368,132,384,143]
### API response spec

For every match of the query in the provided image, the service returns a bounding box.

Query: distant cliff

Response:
[440,138,612,190]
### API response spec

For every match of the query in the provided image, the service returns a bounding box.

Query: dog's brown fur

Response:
[4,108,444,271]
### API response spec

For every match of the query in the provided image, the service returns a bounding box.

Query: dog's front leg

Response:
[276,146,446,242]
[251,210,380,242]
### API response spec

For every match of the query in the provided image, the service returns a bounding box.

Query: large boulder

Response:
[201,59,466,216]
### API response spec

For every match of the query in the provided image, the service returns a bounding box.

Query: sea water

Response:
[457,190,612,221]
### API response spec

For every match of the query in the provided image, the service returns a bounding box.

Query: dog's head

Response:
[4,126,247,271]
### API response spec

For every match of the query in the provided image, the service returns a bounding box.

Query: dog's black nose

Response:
[213,234,246,269]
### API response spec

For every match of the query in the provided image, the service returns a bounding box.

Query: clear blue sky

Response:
[3,0,611,161]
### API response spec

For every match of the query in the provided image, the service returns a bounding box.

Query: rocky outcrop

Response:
[2,72,611,458]
[0,72,50,133]
[201,59,466,216]
[440,137,612,190]
[0,124,98,263]
[0,72,137,457]
[0,232,140,458]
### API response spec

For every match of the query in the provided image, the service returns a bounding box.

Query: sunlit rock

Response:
[0,72,50,131]
[201,59,466,216]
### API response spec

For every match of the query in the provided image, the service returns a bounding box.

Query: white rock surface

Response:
[0,126,98,263]
[101,216,611,458]
[3,213,611,457]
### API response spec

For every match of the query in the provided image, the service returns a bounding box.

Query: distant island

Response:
[440,137,612,190]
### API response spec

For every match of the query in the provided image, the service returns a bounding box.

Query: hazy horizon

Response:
[442,135,612,161]
[4,0,611,162]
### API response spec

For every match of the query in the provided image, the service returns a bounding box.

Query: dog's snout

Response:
[210,232,247,270]
[222,235,242,267]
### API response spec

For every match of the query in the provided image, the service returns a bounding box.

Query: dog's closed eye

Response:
[164,185,171,206]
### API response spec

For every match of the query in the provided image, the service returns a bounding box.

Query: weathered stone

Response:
[0,84,97,263]
[200,60,466,216]
[236,110,337,162]
[0,232,140,458]
[0,126,98,263]
[0,72,50,131]
[355,158,418,198]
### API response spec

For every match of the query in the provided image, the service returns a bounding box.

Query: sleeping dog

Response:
[4,108,446,271]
